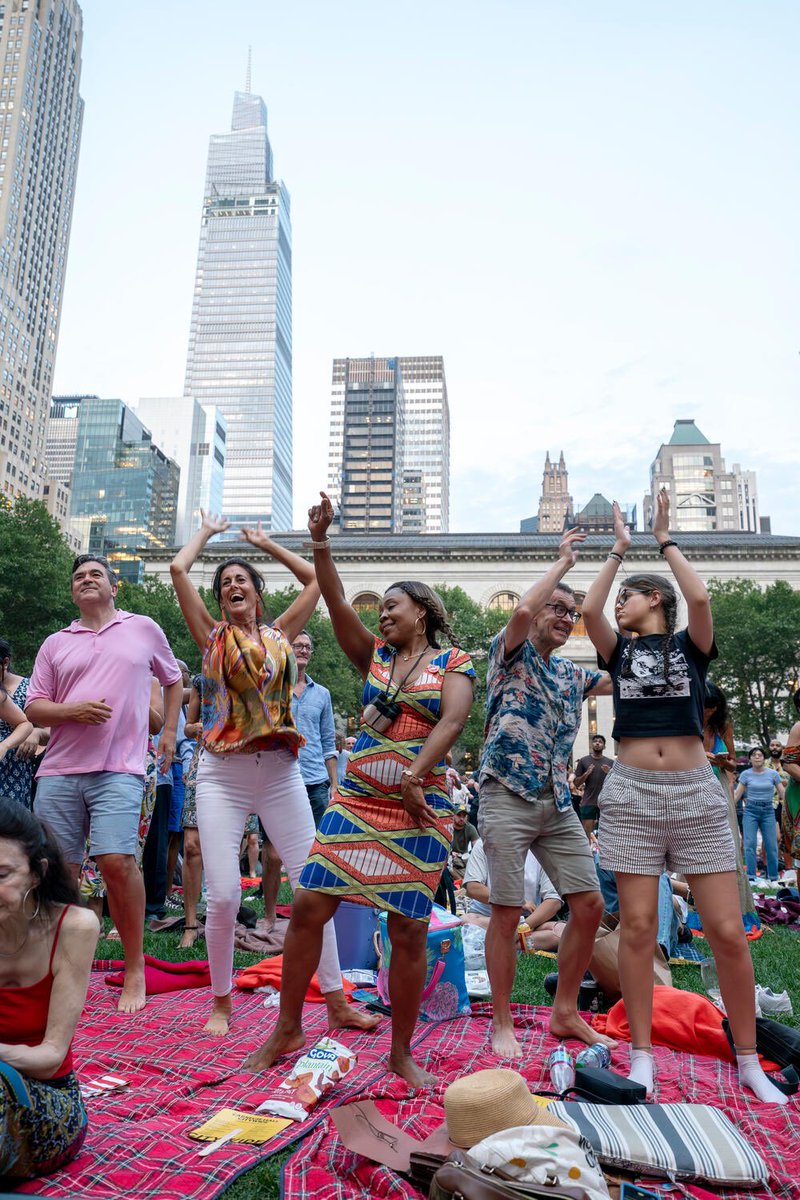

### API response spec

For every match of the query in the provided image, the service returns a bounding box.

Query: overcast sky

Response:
[53,0,800,533]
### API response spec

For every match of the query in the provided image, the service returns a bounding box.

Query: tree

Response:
[708,578,800,743]
[117,576,204,670]
[0,498,75,672]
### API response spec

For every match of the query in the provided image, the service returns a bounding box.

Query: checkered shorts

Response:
[597,761,737,876]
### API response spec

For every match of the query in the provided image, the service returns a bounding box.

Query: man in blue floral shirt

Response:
[479,527,614,1057]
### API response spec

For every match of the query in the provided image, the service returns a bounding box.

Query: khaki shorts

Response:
[479,775,600,906]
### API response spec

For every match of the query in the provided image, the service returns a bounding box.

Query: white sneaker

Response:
[755,985,794,1015]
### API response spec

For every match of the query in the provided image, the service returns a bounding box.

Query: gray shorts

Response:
[479,776,600,906]
[597,762,736,876]
[35,772,145,864]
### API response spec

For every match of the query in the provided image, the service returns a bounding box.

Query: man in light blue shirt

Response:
[292,631,338,826]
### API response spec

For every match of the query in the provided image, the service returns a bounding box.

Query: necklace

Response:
[0,924,30,958]
[400,641,432,662]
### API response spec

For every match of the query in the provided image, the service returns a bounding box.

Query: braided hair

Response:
[386,581,461,648]
[619,573,679,686]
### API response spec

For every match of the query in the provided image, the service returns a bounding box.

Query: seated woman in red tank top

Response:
[0,797,99,1181]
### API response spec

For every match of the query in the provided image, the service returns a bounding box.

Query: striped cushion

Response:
[550,1102,768,1187]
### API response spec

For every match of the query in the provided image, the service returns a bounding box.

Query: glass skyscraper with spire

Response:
[183,88,292,530]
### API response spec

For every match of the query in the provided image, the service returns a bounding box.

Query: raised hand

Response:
[308,491,335,541]
[241,520,269,549]
[612,501,632,553]
[200,510,230,537]
[558,526,587,569]
[652,487,671,543]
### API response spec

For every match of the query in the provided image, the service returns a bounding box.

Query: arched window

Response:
[352,591,381,615]
[487,591,520,615]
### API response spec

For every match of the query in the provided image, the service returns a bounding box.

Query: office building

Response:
[135,397,226,543]
[643,419,765,533]
[68,396,179,581]
[395,356,449,532]
[183,87,292,531]
[519,451,574,533]
[329,357,405,532]
[328,355,449,533]
[0,0,84,501]
[45,394,88,483]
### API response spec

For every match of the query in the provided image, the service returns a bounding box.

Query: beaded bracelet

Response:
[658,540,679,555]
[302,537,331,550]
[607,551,625,564]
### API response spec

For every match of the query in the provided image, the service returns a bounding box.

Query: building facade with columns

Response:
[141,530,800,757]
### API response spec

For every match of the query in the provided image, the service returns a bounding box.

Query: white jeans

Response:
[195,747,342,997]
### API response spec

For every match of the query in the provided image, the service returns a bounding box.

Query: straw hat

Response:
[444,1069,570,1149]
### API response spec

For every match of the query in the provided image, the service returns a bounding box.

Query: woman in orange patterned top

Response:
[245,493,475,1087]
[171,512,378,1040]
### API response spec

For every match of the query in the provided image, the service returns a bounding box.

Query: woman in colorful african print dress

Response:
[0,798,98,1181]
[245,493,475,1088]
[171,512,378,1040]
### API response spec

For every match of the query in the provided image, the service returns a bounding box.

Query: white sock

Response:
[628,1048,654,1095]
[736,1053,789,1105]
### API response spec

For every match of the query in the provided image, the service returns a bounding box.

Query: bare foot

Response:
[389,1049,437,1088]
[550,1009,617,1049]
[243,1021,305,1072]
[117,972,146,1014]
[203,994,233,1037]
[326,992,381,1033]
[179,925,201,949]
[491,1024,524,1059]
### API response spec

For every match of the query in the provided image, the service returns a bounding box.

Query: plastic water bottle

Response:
[548,1046,575,1093]
[575,1044,612,1070]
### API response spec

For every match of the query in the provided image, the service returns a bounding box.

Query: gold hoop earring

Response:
[22,887,41,921]
[414,615,426,636]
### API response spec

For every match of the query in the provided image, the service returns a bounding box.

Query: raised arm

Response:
[170,511,230,649]
[305,493,374,676]
[240,523,321,644]
[581,500,631,663]
[505,527,587,655]
[651,488,714,656]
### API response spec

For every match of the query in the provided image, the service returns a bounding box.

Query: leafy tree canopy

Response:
[708,578,800,744]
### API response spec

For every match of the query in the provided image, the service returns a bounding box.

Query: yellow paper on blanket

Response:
[189,1107,292,1144]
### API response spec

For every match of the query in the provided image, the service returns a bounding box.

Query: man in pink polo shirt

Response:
[26,554,183,1014]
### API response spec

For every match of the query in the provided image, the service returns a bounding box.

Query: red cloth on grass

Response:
[592,985,778,1070]
[235,953,355,1002]
[103,955,211,994]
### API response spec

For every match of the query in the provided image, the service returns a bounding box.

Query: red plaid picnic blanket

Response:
[283,1003,799,1200]
[15,972,398,1200]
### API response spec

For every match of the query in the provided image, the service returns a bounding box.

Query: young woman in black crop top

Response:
[582,489,787,1105]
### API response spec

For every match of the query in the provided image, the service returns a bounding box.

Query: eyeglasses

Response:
[544,602,582,624]
[615,588,653,607]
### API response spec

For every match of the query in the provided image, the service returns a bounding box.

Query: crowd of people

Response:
[1,487,798,1181]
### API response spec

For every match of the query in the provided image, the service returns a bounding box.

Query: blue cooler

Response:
[332,901,380,969]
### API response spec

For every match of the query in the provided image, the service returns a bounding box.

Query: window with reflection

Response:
[487,591,520,615]
[352,592,381,615]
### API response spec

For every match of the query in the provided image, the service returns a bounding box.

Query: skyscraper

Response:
[135,396,227,544]
[643,419,765,532]
[327,355,450,533]
[0,0,83,502]
[183,86,292,530]
[329,357,405,533]
[67,397,179,582]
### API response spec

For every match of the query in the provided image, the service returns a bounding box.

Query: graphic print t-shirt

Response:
[599,629,717,740]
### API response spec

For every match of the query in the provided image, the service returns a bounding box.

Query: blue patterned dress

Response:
[0,678,35,809]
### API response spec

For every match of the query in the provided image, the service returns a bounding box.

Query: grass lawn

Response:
[96,890,799,1200]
